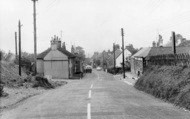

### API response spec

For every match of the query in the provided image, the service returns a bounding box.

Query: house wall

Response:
[44,50,69,79]
[37,59,44,74]
[116,49,131,67]
[69,58,74,77]
[131,57,143,76]
[44,50,68,60]
[44,61,69,79]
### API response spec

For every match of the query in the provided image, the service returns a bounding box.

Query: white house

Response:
[115,48,132,67]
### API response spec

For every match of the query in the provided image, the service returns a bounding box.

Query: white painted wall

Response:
[44,50,68,60]
[44,50,69,79]
[116,49,131,67]
[44,61,69,79]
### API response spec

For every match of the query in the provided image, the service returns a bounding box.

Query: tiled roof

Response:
[108,49,122,60]
[37,48,51,59]
[57,48,76,58]
[148,46,190,56]
[132,47,151,58]
[37,48,75,59]
[132,46,190,58]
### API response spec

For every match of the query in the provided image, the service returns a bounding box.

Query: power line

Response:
[39,0,60,17]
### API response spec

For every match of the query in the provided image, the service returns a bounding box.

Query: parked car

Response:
[85,65,92,73]
[96,66,102,71]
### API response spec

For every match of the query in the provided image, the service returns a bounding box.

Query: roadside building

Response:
[115,49,131,67]
[130,47,151,76]
[107,49,132,68]
[37,36,80,79]
[131,46,190,76]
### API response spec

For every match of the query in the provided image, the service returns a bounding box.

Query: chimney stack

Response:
[62,42,66,50]
[50,35,61,50]
[152,41,156,47]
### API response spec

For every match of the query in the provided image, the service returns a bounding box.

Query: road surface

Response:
[1,70,190,119]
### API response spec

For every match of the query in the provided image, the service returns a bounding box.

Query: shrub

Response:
[135,65,190,110]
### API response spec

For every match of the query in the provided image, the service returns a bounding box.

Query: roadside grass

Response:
[135,65,190,110]
[0,60,67,111]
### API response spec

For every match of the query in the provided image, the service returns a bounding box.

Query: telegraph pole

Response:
[172,31,176,54]
[15,32,17,56]
[121,28,125,79]
[113,43,116,75]
[32,0,38,75]
[18,20,22,76]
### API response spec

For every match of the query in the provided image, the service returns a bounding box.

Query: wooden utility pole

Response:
[103,51,105,71]
[18,20,22,76]
[32,0,38,75]
[172,31,176,54]
[15,32,17,56]
[113,43,116,74]
[121,28,125,79]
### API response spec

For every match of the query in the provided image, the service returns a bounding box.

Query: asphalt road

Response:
[1,70,190,119]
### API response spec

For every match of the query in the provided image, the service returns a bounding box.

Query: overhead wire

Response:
[38,0,60,18]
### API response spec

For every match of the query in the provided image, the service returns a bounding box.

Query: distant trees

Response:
[74,46,86,61]
[126,44,139,55]
[166,33,187,46]
[114,44,120,51]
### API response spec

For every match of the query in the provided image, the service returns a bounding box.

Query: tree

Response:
[75,46,86,61]
[113,44,120,52]
[125,44,138,55]
[95,59,101,66]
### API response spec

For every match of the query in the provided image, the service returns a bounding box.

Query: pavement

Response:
[1,70,190,119]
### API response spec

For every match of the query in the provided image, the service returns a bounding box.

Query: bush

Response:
[32,76,54,89]
[0,84,4,97]
[135,65,190,110]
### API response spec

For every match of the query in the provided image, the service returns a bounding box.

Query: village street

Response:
[1,70,190,119]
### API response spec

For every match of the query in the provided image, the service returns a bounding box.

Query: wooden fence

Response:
[146,53,190,66]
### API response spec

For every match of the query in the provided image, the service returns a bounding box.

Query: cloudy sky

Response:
[1,0,190,57]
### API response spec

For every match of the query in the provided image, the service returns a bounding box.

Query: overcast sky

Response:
[1,0,190,57]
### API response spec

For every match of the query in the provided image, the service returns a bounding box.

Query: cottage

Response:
[131,46,190,76]
[130,47,151,76]
[37,37,77,79]
[115,49,131,67]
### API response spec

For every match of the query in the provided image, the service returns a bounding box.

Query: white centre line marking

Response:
[88,90,92,99]
[87,103,91,119]
[90,84,93,89]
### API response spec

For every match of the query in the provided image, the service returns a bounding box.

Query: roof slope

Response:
[37,48,51,59]
[148,47,190,56]
[132,46,190,58]
[57,48,75,58]
[37,48,75,59]
[132,47,151,58]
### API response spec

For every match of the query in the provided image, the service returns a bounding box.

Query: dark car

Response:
[85,65,92,73]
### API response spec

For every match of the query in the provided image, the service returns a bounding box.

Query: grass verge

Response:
[135,65,190,110]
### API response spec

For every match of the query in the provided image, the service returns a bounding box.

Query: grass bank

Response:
[135,65,190,110]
